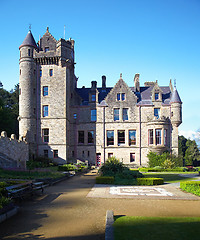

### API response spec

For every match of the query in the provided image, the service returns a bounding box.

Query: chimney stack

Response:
[91,81,97,90]
[102,75,106,91]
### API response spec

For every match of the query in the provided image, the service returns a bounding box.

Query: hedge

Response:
[138,168,188,172]
[137,178,164,185]
[180,181,200,196]
[96,176,114,184]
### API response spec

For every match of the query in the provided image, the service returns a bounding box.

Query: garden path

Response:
[1,170,200,240]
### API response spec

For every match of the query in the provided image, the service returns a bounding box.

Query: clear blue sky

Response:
[0,0,200,139]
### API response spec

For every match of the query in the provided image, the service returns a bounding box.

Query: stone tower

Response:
[19,30,38,155]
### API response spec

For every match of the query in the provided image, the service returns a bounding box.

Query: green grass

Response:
[114,216,200,240]
[143,173,197,183]
[0,169,65,180]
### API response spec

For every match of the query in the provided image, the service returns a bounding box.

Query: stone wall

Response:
[0,131,29,169]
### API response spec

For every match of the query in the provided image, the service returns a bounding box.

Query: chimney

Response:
[102,75,106,91]
[91,81,97,90]
[134,73,140,92]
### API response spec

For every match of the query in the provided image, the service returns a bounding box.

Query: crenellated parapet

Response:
[0,131,29,169]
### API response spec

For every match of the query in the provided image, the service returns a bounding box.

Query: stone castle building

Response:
[19,28,182,166]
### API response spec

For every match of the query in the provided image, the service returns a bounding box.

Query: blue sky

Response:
[0,0,200,139]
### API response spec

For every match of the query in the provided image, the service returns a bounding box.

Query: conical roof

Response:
[19,30,37,49]
[170,87,182,103]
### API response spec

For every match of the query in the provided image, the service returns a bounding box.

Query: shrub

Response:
[137,178,164,185]
[115,169,143,179]
[180,181,200,196]
[100,157,126,176]
[58,164,77,171]
[0,196,11,209]
[96,176,114,184]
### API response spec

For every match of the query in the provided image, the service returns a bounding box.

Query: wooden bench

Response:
[31,181,44,193]
[6,181,32,200]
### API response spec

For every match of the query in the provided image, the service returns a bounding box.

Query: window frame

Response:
[114,108,120,121]
[107,130,114,146]
[164,129,167,146]
[53,150,58,158]
[42,105,49,117]
[88,130,94,144]
[123,108,128,121]
[49,69,53,77]
[42,129,49,143]
[148,129,153,145]
[154,108,160,119]
[43,86,48,96]
[118,130,125,145]
[91,94,96,102]
[129,130,136,146]
[130,153,135,162]
[78,131,84,144]
[155,129,162,145]
[91,109,97,122]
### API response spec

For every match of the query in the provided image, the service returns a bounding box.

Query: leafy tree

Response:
[185,139,200,165]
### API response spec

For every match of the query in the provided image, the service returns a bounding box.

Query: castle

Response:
[19,28,182,166]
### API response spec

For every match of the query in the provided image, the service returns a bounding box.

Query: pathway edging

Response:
[105,210,114,240]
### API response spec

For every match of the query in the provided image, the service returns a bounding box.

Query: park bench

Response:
[6,181,33,200]
[31,181,44,193]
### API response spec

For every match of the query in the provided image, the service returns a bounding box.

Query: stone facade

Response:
[19,28,182,166]
[0,131,28,168]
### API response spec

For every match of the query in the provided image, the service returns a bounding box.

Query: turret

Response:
[19,30,38,155]
[170,87,182,127]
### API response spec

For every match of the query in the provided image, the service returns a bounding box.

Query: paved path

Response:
[1,170,200,240]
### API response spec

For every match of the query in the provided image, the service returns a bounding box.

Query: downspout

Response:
[36,63,39,156]
[139,105,141,166]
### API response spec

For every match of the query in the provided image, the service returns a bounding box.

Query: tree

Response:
[185,139,200,165]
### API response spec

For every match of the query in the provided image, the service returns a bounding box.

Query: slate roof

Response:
[19,31,38,49]
[170,87,182,103]
[76,85,172,105]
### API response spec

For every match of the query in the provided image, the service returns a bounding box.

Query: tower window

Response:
[91,109,97,121]
[118,130,125,145]
[78,131,84,144]
[49,69,53,76]
[43,86,48,96]
[130,153,135,162]
[88,131,94,144]
[44,149,48,158]
[42,129,49,143]
[28,49,31,56]
[107,130,114,146]
[114,108,119,121]
[43,105,49,117]
[155,129,162,145]
[129,130,136,145]
[45,47,49,52]
[53,150,58,158]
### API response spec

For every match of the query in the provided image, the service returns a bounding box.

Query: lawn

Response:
[143,172,198,183]
[114,216,200,240]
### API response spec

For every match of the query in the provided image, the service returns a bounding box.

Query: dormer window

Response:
[117,93,126,101]
[45,47,49,52]
[155,92,159,100]
[91,94,96,102]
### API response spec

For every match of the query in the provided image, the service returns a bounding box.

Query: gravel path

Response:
[1,170,200,240]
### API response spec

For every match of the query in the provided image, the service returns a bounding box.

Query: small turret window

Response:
[45,47,49,52]
[49,69,53,77]
[28,49,31,56]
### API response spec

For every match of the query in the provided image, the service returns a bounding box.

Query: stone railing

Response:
[0,131,29,169]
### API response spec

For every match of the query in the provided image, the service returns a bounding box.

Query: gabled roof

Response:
[170,87,182,103]
[19,30,38,49]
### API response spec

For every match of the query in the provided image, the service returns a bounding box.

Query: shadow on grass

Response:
[113,216,200,240]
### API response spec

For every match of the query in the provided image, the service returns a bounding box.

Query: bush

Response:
[100,157,126,176]
[138,167,188,172]
[96,176,114,184]
[137,178,164,185]
[115,169,143,179]
[58,164,77,171]
[180,181,200,196]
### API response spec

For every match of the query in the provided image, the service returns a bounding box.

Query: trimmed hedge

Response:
[96,176,114,184]
[137,178,164,185]
[58,164,77,171]
[180,181,200,196]
[138,167,188,172]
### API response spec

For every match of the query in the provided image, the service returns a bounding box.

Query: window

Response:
[44,149,48,158]
[91,94,96,101]
[34,108,36,115]
[73,113,77,119]
[43,105,48,117]
[91,109,96,121]
[40,70,42,77]
[129,130,136,145]
[42,129,49,143]
[82,151,84,157]
[107,130,114,146]
[33,88,36,94]
[45,47,49,52]
[164,129,167,146]
[88,151,90,157]
[88,131,94,144]
[19,88,21,95]
[78,131,84,144]
[148,129,153,145]
[20,69,21,75]
[156,129,162,145]
[154,108,160,119]
[108,153,113,158]
[28,49,31,56]
[72,151,74,157]
[155,92,159,100]
[114,108,119,121]
[123,108,128,121]
[49,69,53,76]
[122,93,125,101]
[53,150,58,158]
[118,130,125,145]
[117,93,120,101]
[43,86,48,96]
[130,153,135,162]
